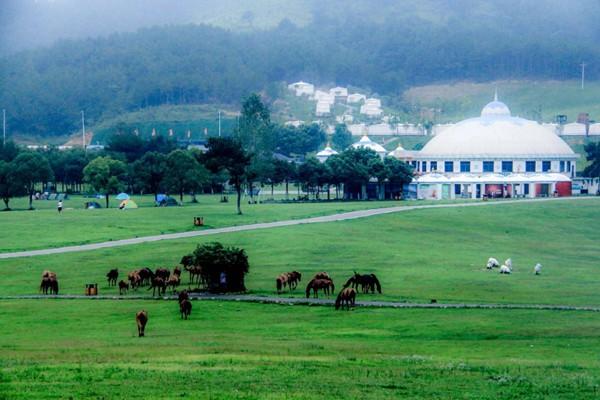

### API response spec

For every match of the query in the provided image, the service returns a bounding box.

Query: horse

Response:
[128,271,142,290]
[343,272,382,294]
[135,310,148,337]
[276,273,288,293]
[287,271,302,290]
[305,278,335,298]
[155,267,170,281]
[313,272,330,280]
[486,258,500,269]
[40,275,59,295]
[335,287,356,310]
[42,270,57,280]
[184,264,203,286]
[180,298,192,320]
[178,290,190,304]
[148,277,166,296]
[173,266,182,277]
[106,268,119,286]
[137,268,154,286]
[166,275,181,292]
[499,265,512,274]
[534,263,542,275]
[118,280,129,295]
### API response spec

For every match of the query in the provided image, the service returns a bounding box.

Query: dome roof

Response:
[316,145,338,157]
[419,98,575,158]
[351,135,387,154]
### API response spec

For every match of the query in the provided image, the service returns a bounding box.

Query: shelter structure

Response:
[393,95,579,200]
[316,144,338,163]
[351,134,387,159]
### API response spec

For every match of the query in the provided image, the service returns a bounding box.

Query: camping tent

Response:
[85,201,102,209]
[116,193,130,200]
[119,199,138,209]
[156,194,179,207]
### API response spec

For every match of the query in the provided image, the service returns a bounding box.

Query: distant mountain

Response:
[1,0,599,138]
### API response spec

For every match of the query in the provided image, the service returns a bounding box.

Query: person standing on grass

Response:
[57,200,63,214]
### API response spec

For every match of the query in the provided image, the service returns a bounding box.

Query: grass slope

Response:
[1,300,599,399]
[1,198,599,306]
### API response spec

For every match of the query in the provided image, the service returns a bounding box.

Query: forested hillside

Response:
[1,0,599,137]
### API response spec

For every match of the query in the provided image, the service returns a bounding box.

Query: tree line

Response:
[2,3,600,137]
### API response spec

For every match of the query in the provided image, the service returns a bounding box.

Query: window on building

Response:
[454,184,461,195]
[525,161,536,172]
[444,161,454,173]
[410,161,417,169]
[559,160,565,172]
[567,161,572,175]
[524,183,529,195]
[501,161,513,173]
[483,161,494,173]
[430,161,437,171]
[421,161,427,172]
[542,161,551,172]
[460,161,471,172]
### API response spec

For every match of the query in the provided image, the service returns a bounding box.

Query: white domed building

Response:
[351,135,387,159]
[393,95,578,200]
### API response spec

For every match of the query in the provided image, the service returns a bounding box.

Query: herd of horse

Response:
[39,270,59,295]
[106,267,183,296]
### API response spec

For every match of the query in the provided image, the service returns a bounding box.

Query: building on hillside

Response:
[285,120,304,128]
[329,87,348,101]
[316,101,331,116]
[336,114,354,124]
[351,134,387,159]
[347,93,366,104]
[360,98,383,117]
[316,144,338,163]
[392,96,579,200]
[364,98,381,108]
[561,122,587,135]
[312,90,335,105]
[288,81,315,96]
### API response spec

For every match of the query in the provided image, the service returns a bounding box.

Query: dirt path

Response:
[1,292,599,312]
[0,196,594,260]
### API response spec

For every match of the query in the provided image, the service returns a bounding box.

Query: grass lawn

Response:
[1,198,599,306]
[0,194,411,252]
[1,300,600,399]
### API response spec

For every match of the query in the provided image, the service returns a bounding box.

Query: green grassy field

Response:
[0,194,408,252]
[1,300,600,399]
[2,198,599,399]
[1,198,598,306]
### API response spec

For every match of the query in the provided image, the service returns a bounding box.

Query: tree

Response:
[297,157,330,199]
[584,142,600,178]
[0,141,19,162]
[331,148,381,199]
[83,156,127,208]
[204,137,252,215]
[192,242,250,293]
[272,159,296,199]
[235,93,274,154]
[11,152,54,210]
[133,152,168,201]
[331,124,353,151]
[274,124,327,156]
[164,150,208,203]
[107,133,145,162]
[0,160,24,210]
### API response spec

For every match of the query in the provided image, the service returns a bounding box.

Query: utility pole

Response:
[81,110,86,151]
[218,110,221,137]
[581,62,586,90]
[2,109,5,146]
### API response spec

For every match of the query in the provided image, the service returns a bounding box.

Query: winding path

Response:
[0,196,594,260]
[1,293,599,312]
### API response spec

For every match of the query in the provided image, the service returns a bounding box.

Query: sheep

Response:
[486,257,500,269]
[534,263,542,275]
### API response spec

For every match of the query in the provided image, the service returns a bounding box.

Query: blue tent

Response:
[116,193,130,200]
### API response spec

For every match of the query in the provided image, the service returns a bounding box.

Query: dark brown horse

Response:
[335,287,356,310]
[106,268,119,286]
[136,310,148,337]
[275,273,288,293]
[40,276,59,295]
[313,272,330,280]
[287,271,302,290]
[118,280,129,295]
[148,277,166,296]
[138,268,154,286]
[166,275,181,292]
[343,272,382,294]
[179,298,192,319]
[173,266,182,277]
[178,290,190,304]
[305,278,335,298]
[154,267,170,281]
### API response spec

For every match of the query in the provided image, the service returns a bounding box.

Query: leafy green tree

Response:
[275,124,327,156]
[584,142,600,178]
[298,157,330,199]
[272,159,296,199]
[0,160,25,210]
[164,150,208,203]
[107,133,146,162]
[133,152,168,201]
[83,156,127,208]
[331,124,353,151]
[235,93,274,154]
[204,137,252,215]
[332,148,381,199]
[0,141,19,162]
[12,152,54,210]
[192,242,249,293]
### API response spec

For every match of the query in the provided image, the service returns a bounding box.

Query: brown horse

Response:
[179,298,192,319]
[166,275,181,293]
[106,268,119,286]
[136,310,148,337]
[287,271,302,290]
[118,280,129,295]
[305,278,335,298]
[184,264,203,286]
[154,267,170,281]
[173,266,182,277]
[128,271,142,290]
[178,290,190,304]
[343,272,382,294]
[148,277,166,296]
[40,277,59,295]
[335,287,356,310]
[275,273,288,293]
[313,272,330,280]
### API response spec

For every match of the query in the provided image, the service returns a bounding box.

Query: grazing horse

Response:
[106,269,119,286]
[313,272,330,280]
[173,266,182,277]
[343,272,382,294]
[335,287,356,310]
[128,271,142,290]
[184,264,203,286]
[275,273,288,293]
[486,258,500,269]
[166,275,181,292]
[305,278,335,298]
[178,290,190,304]
[287,271,302,290]
[148,277,166,296]
[135,310,148,337]
[180,298,192,320]
[118,280,129,295]
[138,268,154,286]
[155,267,170,281]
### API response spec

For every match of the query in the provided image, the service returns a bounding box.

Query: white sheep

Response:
[499,264,512,274]
[486,257,500,269]
[534,263,542,275]
[504,258,512,269]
